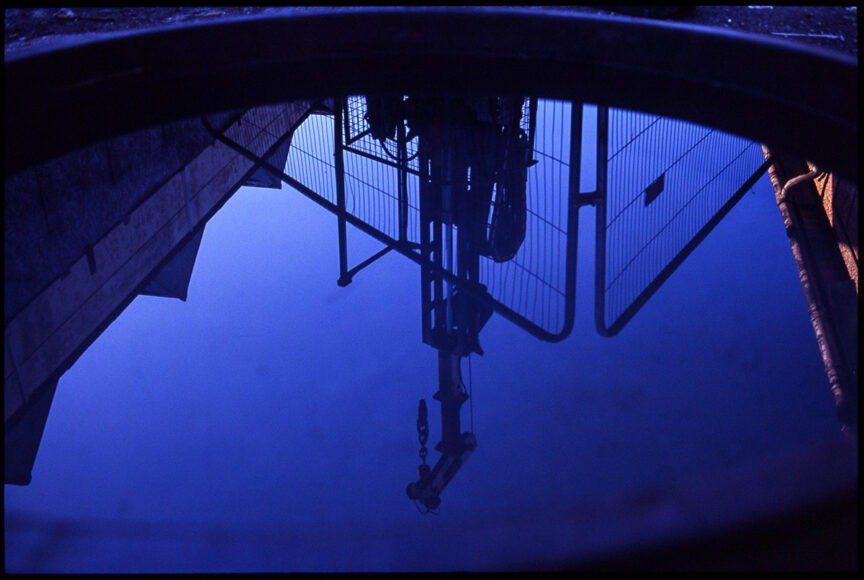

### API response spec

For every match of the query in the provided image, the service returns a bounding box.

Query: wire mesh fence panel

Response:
[344,96,421,174]
[344,96,421,242]
[597,108,769,335]
[284,102,422,244]
[282,97,578,340]
[283,112,340,206]
[478,98,573,335]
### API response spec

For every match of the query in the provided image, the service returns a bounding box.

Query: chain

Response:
[416,399,430,476]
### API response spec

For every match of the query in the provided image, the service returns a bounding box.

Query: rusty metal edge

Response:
[762,146,859,435]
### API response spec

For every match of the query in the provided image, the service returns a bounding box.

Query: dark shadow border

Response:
[5,7,858,181]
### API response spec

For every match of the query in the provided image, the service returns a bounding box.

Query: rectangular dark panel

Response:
[644,172,665,206]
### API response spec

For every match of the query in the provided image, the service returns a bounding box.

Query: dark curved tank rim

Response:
[4,7,857,179]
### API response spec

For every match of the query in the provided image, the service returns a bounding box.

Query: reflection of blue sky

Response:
[4,103,844,572]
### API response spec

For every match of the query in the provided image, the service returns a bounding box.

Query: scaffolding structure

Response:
[283,97,580,342]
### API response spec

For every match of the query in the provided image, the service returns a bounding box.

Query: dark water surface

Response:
[4,99,844,572]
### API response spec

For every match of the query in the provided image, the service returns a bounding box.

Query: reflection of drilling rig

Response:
[216,94,587,512]
[204,93,770,513]
[363,96,537,512]
[313,94,580,514]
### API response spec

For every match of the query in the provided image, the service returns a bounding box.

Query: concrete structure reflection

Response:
[4,103,311,484]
